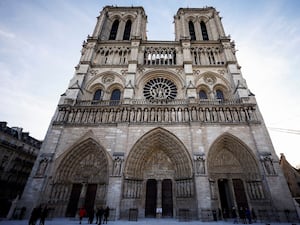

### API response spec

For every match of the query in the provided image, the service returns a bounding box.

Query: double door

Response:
[145,179,173,217]
[66,183,97,217]
[218,179,248,218]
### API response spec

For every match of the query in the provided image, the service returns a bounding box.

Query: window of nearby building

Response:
[216,89,224,100]
[189,21,196,41]
[123,20,132,40]
[200,21,209,40]
[93,89,102,101]
[199,90,208,99]
[110,89,121,105]
[109,20,119,40]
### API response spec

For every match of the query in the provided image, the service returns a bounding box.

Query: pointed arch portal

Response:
[123,128,195,218]
[50,138,109,217]
[207,133,262,217]
[124,128,193,180]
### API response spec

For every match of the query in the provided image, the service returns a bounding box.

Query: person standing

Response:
[88,208,95,224]
[239,207,246,224]
[79,207,87,224]
[103,206,110,224]
[96,206,104,225]
[28,206,41,225]
[39,206,49,225]
[245,208,252,224]
[232,207,238,224]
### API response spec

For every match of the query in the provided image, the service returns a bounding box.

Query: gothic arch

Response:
[54,136,110,184]
[207,132,260,179]
[213,84,230,100]
[195,71,231,88]
[196,84,211,99]
[89,83,105,93]
[198,16,210,23]
[85,72,125,90]
[107,83,124,100]
[124,127,193,180]
[138,69,185,86]
[186,16,197,23]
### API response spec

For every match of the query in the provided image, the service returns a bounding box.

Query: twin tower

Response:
[20,5,297,222]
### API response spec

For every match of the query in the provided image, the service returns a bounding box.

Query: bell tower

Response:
[174,7,225,41]
[93,6,147,41]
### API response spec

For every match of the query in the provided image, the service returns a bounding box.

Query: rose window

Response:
[143,77,177,100]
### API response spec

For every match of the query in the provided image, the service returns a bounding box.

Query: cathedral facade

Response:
[20,6,297,221]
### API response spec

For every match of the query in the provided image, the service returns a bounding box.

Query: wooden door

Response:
[232,179,248,209]
[218,179,233,218]
[162,179,173,217]
[145,179,157,217]
[84,184,97,215]
[66,183,82,217]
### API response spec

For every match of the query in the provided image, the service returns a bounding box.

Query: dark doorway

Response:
[232,179,248,209]
[85,184,97,215]
[218,179,233,218]
[162,179,173,217]
[66,183,82,217]
[145,179,157,217]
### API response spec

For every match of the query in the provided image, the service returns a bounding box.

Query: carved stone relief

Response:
[102,74,115,84]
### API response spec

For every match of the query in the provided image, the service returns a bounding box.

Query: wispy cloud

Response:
[0,28,15,39]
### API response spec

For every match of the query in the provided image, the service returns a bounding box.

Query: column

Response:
[78,183,88,208]
[156,180,162,218]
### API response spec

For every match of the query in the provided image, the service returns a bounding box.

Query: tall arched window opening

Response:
[200,21,209,40]
[109,20,119,40]
[199,90,208,99]
[110,89,121,105]
[123,20,132,40]
[216,89,224,100]
[93,89,102,101]
[189,21,196,41]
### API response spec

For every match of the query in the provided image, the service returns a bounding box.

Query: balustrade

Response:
[91,42,227,66]
[143,46,177,65]
[93,45,131,65]
[53,99,259,125]
[191,46,225,65]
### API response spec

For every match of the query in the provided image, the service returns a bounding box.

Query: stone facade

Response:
[0,122,42,218]
[19,5,297,222]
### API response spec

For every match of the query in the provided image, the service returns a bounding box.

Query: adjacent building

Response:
[280,153,300,218]
[0,122,42,218]
[18,5,298,222]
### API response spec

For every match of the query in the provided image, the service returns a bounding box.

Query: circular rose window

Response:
[143,77,177,100]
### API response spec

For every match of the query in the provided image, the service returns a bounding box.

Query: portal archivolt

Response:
[49,138,109,217]
[207,133,260,178]
[124,127,193,180]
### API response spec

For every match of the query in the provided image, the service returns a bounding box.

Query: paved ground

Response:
[0,218,298,225]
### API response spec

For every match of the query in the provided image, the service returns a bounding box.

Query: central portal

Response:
[145,179,173,217]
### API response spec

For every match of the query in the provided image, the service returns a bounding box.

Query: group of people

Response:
[28,205,49,225]
[79,206,110,224]
[231,207,257,224]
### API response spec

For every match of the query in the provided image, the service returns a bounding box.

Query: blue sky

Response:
[0,0,300,167]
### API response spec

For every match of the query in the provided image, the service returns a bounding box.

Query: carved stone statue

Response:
[36,158,48,177]
[113,156,124,176]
